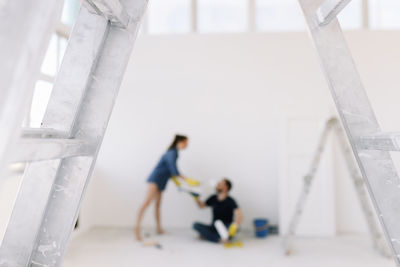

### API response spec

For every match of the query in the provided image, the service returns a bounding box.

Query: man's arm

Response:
[195,198,207,209]
[227,208,243,238]
[233,208,243,225]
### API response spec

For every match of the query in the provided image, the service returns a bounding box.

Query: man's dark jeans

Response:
[193,222,221,243]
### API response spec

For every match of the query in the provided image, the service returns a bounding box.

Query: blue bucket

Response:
[253,218,269,238]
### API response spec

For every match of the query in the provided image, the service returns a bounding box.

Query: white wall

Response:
[79,31,400,235]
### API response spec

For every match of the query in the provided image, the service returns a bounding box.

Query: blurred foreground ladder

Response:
[299,0,400,265]
[283,117,390,257]
[0,0,148,266]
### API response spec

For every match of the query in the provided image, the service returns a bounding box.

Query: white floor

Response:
[64,228,395,267]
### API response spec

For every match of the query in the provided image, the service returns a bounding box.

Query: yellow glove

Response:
[172,176,181,187]
[190,191,200,199]
[186,178,201,187]
[224,241,243,248]
[228,223,239,237]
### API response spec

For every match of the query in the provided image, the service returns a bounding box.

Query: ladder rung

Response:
[316,0,352,26]
[84,0,130,28]
[357,133,400,151]
[11,138,95,163]
[21,127,69,138]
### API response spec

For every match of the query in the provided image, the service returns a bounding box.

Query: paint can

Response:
[253,218,269,238]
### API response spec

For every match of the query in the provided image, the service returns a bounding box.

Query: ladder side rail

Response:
[299,0,400,263]
[316,0,352,26]
[43,7,108,134]
[84,0,131,28]
[29,1,149,265]
[0,0,64,184]
[0,161,60,266]
[283,119,335,253]
[334,125,390,257]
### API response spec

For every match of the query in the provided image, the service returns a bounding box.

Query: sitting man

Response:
[193,178,243,243]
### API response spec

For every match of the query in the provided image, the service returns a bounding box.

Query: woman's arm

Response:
[175,175,187,180]
[165,151,184,179]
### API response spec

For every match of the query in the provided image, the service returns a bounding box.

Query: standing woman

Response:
[135,135,189,241]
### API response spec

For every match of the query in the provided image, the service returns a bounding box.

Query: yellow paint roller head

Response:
[186,178,201,186]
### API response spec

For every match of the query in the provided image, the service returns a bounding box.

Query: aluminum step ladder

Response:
[283,117,390,257]
[0,0,148,266]
[299,0,400,264]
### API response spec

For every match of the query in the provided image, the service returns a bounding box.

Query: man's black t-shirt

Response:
[206,194,238,226]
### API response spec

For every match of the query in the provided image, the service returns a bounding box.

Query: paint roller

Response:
[214,220,239,242]
[172,176,201,187]
[172,176,201,200]
[214,220,229,242]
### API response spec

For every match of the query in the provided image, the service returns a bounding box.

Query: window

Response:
[41,35,58,77]
[30,81,53,128]
[40,34,68,77]
[148,0,191,34]
[31,34,68,127]
[337,0,362,30]
[369,0,400,29]
[197,0,248,33]
[255,0,305,32]
[29,0,78,128]
[140,0,400,34]
[62,0,80,27]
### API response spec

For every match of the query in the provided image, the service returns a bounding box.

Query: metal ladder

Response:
[0,0,148,266]
[299,0,400,264]
[283,117,389,257]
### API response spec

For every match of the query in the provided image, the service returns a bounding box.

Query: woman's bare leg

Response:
[135,183,159,241]
[155,190,164,234]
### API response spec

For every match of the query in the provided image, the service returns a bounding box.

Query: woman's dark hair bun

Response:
[168,134,188,150]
